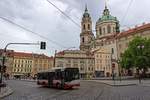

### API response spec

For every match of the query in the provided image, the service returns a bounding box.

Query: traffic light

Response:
[40,42,46,50]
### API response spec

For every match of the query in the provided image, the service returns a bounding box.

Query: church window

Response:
[103,28,106,34]
[82,37,84,43]
[119,44,122,49]
[83,24,86,30]
[113,27,115,32]
[107,25,111,33]
[112,48,114,54]
[99,27,102,35]
[88,24,90,30]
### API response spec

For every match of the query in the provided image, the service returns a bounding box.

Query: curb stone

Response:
[83,80,137,87]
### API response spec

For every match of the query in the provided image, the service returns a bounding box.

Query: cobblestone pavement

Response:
[2,80,150,100]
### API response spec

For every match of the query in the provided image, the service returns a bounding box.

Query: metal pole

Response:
[0,49,6,84]
[0,42,40,84]
[118,60,122,82]
[53,50,57,67]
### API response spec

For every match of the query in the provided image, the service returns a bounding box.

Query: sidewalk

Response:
[10,79,37,82]
[20,79,37,82]
[85,79,150,87]
[0,86,13,99]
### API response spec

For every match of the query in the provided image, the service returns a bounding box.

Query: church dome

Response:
[97,7,118,24]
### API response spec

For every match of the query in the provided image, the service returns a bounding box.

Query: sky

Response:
[0,0,150,56]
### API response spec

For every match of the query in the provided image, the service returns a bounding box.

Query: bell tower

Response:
[80,5,94,51]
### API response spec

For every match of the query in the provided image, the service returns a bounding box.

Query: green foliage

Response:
[120,36,150,70]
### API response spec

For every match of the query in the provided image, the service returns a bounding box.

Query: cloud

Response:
[0,0,149,56]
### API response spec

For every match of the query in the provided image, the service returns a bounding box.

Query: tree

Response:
[120,36,150,76]
[120,49,133,69]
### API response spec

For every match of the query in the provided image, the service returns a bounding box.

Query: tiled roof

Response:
[0,49,14,57]
[97,23,150,42]
[117,23,150,38]
[0,49,53,59]
[13,52,32,57]
[13,52,53,60]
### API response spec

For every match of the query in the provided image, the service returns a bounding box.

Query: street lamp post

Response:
[117,60,122,82]
[0,50,6,84]
[53,50,57,67]
[137,45,144,84]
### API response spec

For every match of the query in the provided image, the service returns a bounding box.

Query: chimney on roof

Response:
[128,27,131,30]
[135,25,138,28]
[121,29,125,32]
[142,22,146,25]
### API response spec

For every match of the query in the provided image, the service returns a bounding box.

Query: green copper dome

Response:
[97,7,118,23]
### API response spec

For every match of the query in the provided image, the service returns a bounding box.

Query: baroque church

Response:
[80,5,120,77]
[55,4,150,78]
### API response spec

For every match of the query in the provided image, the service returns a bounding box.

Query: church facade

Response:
[55,5,150,78]
[80,5,120,77]
[80,5,150,77]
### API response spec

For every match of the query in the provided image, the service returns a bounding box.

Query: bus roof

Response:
[37,67,79,73]
[52,67,78,70]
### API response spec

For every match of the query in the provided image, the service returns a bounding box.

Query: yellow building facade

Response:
[55,50,94,79]
[32,54,54,77]
[93,48,112,77]
[12,52,33,78]
[10,52,54,78]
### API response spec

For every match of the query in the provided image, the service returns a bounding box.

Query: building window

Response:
[126,43,128,47]
[83,24,86,30]
[119,44,122,49]
[113,27,115,32]
[68,60,71,63]
[107,25,111,33]
[80,67,83,71]
[82,37,84,43]
[88,24,90,30]
[99,27,102,35]
[112,48,114,54]
[103,28,105,34]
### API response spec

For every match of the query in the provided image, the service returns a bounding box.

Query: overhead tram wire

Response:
[0,16,66,48]
[46,0,98,33]
[121,0,134,25]
[46,0,81,28]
